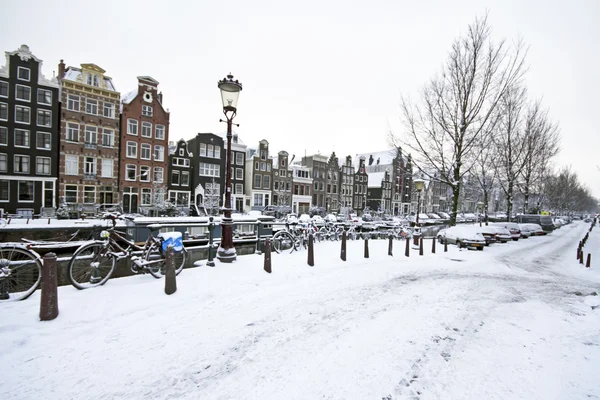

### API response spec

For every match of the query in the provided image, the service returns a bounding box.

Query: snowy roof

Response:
[62,66,117,92]
[1,45,58,87]
[354,149,397,170]
[121,90,137,104]
[367,171,387,187]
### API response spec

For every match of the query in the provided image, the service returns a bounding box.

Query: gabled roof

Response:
[62,66,117,92]
[354,149,398,170]
[137,76,159,86]
[1,45,58,87]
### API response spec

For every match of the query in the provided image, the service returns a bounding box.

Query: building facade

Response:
[120,76,170,214]
[245,139,272,210]
[188,133,225,216]
[353,156,368,215]
[57,60,120,211]
[167,138,193,209]
[290,162,312,215]
[301,153,328,210]
[340,155,354,215]
[325,152,340,213]
[0,45,60,217]
[272,150,292,210]
[227,132,247,213]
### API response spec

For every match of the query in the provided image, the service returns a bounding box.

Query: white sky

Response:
[2,0,599,197]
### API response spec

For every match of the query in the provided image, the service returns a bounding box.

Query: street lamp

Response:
[413,178,425,245]
[477,201,484,227]
[217,73,242,263]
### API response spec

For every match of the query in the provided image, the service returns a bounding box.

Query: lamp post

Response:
[217,73,242,263]
[413,178,425,245]
[477,201,484,227]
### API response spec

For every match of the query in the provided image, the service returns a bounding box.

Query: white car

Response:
[437,226,487,250]
[520,223,544,236]
[298,214,311,224]
[489,226,512,243]
[311,215,325,225]
[492,222,521,241]
[517,224,534,238]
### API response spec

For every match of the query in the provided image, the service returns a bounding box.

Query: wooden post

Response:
[340,230,347,261]
[419,236,424,256]
[431,237,436,254]
[307,233,314,267]
[164,245,177,295]
[388,236,393,256]
[40,253,59,321]
[264,238,272,273]
[444,240,448,253]
[405,236,410,257]
[364,237,369,258]
[586,253,591,268]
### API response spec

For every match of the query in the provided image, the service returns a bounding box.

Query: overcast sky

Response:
[2,0,599,198]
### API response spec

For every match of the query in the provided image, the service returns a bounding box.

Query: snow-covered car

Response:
[474,226,499,245]
[283,213,298,224]
[437,212,451,220]
[325,214,337,223]
[437,226,486,250]
[517,224,534,238]
[311,215,325,225]
[492,222,521,241]
[490,226,512,243]
[298,214,311,224]
[520,223,544,236]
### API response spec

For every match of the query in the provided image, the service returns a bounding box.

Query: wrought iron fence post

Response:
[207,216,215,267]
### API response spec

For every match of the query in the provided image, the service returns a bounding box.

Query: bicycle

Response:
[67,214,187,290]
[272,222,316,254]
[318,222,344,241]
[0,244,43,301]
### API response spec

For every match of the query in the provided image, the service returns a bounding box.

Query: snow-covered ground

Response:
[2,221,600,400]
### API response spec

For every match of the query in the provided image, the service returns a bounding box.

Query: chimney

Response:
[158,92,163,104]
[58,59,65,79]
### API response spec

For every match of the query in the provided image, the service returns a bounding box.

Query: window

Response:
[15,105,30,124]
[155,125,165,140]
[142,105,153,116]
[83,186,96,203]
[173,157,189,167]
[86,99,98,115]
[37,109,51,127]
[66,155,78,175]
[199,143,206,156]
[36,132,51,150]
[103,103,115,118]
[66,123,79,142]
[36,157,51,175]
[154,145,164,161]
[235,168,243,180]
[0,180,8,201]
[0,153,6,172]
[126,164,136,180]
[141,188,151,206]
[19,181,34,202]
[178,148,183,156]
[235,184,243,194]
[101,159,113,178]
[14,155,29,173]
[214,146,221,159]
[140,143,151,160]
[17,67,30,81]
[84,157,96,175]
[140,165,150,182]
[263,175,270,189]
[14,129,29,147]
[102,129,114,147]
[85,126,97,146]
[15,85,31,102]
[38,89,52,105]
[171,170,180,185]
[198,163,220,177]
[0,81,7,97]
[64,185,77,203]
[255,161,259,170]
[260,150,266,160]
[128,119,138,135]
[67,94,80,111]
[253,193,263,207]
[254,174,262,188]
[126,141,137,158]
[181,171,189,186]
[261,162,266,171]
[0,103,7,120]
[236,153,243,165]
[153,167,163,183]
[141,122,152,137]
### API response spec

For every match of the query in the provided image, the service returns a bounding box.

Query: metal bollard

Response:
[405,236,410,257]
[388,236,393,256]
[264,238,272,273]
[307,233,314,267]
[580,250,584,265]
[419,236,424,256]
[364,237,369,258]
[40,252,59,321]
[207,217,215,267]
[255,221,263,255]
[165,245,177,295]
[341,230,347,261]
[586,253,591,268]
[431,237,436,254]
[444,240,448,252]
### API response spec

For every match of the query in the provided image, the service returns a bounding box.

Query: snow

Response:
[367,170,387,187]
[2,221,600,399]
[121,89,137,105]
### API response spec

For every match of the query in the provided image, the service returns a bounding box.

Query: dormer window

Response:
[87,74,92,85]
[93,75,99,87]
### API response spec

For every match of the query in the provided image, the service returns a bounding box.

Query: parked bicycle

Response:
[318,222,344,241]
[271,222,317,254]
[67,214,187,290]
[0,244,43,301]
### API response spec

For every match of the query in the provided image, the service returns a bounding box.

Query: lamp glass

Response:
[414,178,425,191]
[218,78,242,110]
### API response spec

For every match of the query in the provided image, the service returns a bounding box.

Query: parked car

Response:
[515,214,554,233]
[519,223,545,236]
[490,226,512,243]
[437,226,487,250]
[491,222,521,241]
[517,224,534,238]
[311,215,325,225]
[298,214,311,224]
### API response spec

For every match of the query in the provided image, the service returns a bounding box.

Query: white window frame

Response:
[37,88,52,105]
[84,157,97,175]
[125,164,137,181]
[236,153,243,165]
[15,84,31,102]
[103,102,115,118]
[85,125,97,145]
[154,145,164,161]
[181,171,190,186]
[140,143,151,160]
[36,131,51,150]
[18,181,34,203]
[14,129,29,148]
[17,67,30,82]
[0,179,9,202]
[142,105,153,117]
[66,123,79,142]
[36,156,51,175]
[0,153,6,173]
[65,155,78,175]
[37,109,52,127]
[140,165,151,182]
[235,168,243,180]
[171,170,180,186]
[101,158,113,178]
[141,188,152,206]
[64,184,78,203]
[155,124,165,140]
[126,141,138,158]
[198,162,220,177]
[128,119,138,135]
[83,186,96,204]
[102,128,114,147]
[0,102,7,121]
[0,81,8,98]
[141,121,152,138]
[153,167,164,183]
[15,105,30,124]
[14,154,29,173]
[86,98,98,115]
[199,143,206,157]
[67,94,80,111]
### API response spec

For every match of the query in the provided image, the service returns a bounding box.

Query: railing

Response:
[83,173,97,180]
[84,142,97,149]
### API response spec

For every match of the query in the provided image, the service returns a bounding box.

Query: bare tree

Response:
[519,100,560,213]
[492,85,528,221]
[389,14,527,225]
[204,179,221,216]
[471,135,497,225]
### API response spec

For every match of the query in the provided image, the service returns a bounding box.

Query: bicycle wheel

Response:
[68,242,116,290]
[0,245,42,301]
[146,243,187,279]
[272,231,294,254]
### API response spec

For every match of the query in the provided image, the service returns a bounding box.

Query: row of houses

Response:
[2,44,489,219]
